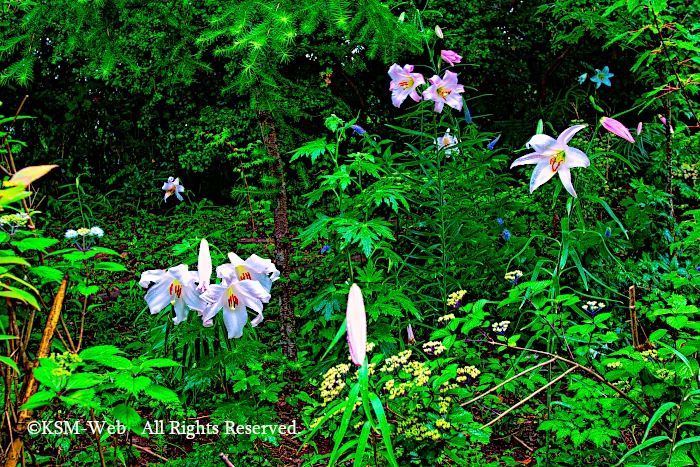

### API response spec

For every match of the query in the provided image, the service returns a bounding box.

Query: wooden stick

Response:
[461,358,556,407]
[4,275,68,467]
[629,285,639,349]
[131,444,168,462]
[480,366,578,429]
[219,453,235,467]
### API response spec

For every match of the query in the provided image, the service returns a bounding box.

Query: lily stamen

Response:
[169,280,183,298]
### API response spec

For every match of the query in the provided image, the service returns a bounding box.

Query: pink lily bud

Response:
[435,25,443,39]
[658,115,667,125]
[440,50,462,67]
[637,122,643,135]
[346,284,367,366]
[600,117,635,143]
[407,324,415,345]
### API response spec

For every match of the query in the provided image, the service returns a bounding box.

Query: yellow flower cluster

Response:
[437,395,452,413]
[440,381,458,393]
[656,368,675,381]
[384,379,413,399]
[397,417,442,441]
[504,270,523,281]
[457,365,481,383]
[0,213,29,226]
[437,313,455,324]
[48,351,82,377]
[366,342,376,353]
[640,349,658,360]
[77,227,91,236]
[319,363,350,405]
[612,380,631,393]
[380,350,412,373]
[606,361,622,369]
[673,162,699,181]
[422,341,446,356]
[435,419,451,430]
[447,290,466,307]
[405,360,431,386]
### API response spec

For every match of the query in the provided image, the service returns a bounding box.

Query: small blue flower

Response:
[463,103,472,124]
[590,66,614,89]
[696,266,700,272]
[321,245,331,254]
[577,73,588,85]
[502,229,511,241]
[496,218,504,225]
[487,134,501,150]
[351,124,365,135]
[604,227,611,238]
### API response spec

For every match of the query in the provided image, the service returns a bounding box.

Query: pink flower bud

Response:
[600,117,635,143]
[435,25,443,39]
[346,284,367,366]
[407,324,415,344]
[440,50,462,67]
[658,115,667,125]
[637,122,643,135]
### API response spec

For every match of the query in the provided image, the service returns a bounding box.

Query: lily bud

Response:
[197,239,212,293]
[435,25,443,39]
[636,122,643,135]
[346,284,367,366]
[600,117,635,143]
[398,12,405,22]
[407,324,416,345]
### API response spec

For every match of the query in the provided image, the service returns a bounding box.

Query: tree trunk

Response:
[257,111,297,361]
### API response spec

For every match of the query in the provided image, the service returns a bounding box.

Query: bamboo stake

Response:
[629,285,639,349]
[461,358,556,407]
[4,275,68,467]
[480,366,578,429]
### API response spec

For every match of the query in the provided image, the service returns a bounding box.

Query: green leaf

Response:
[60,389,96,407]
[79,345,123,361]
[289,138,331,163]
[65,373,102,390]
[143,385,180,404]
[138,358,181,372]
[354,422,371,466]
[370,392,399,467]
[20,390,57,410]
[0,355,19,373]
[112,403,142,429]
[11,237,59,253]
[643,402,676,442]
[29,265,64,284]
[93,261,127,272]
[614,436,670,466]
[589,95,604,112]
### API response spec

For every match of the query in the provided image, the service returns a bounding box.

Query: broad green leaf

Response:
[93,261,127,271]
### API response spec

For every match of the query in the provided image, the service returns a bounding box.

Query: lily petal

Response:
[564,146,590,168]
[510,152,549,168]
[222,307,249,339]
[529,161,558,193]
[558,167,577,197]
[557,125,587,145]
[526,134,557,153]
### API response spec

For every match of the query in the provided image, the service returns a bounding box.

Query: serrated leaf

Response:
[11,237,58,253]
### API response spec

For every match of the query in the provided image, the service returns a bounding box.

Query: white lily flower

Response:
[140,264,207,325]
[435,129,459,156]
[511,125,589,198]
[199,264,271,338]
[227,252,280,293]
[162,176,185,202]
